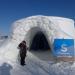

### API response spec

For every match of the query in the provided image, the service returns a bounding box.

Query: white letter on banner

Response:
[61,44,68,52]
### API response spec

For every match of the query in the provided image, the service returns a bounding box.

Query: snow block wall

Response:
[11,16,75,44]
[0,15,75,62]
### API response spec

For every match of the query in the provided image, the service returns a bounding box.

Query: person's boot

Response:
[23,60,26,65]
[21,60,26,66]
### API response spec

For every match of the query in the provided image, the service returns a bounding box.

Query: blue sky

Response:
[0,0,74,35]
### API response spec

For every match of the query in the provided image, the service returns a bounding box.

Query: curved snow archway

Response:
[0,15,74,62]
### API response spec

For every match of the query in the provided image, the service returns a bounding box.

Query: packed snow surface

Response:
[0,15,75,75]
[0,47,75,75]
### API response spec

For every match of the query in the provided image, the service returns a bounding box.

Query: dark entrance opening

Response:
[30,31,50,50]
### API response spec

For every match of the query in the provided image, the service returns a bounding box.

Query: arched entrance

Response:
[30,31,50,50]
[29,31,53,61]
[25,27,54,61]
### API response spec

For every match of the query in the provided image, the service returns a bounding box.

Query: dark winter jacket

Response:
[18,42,27,57]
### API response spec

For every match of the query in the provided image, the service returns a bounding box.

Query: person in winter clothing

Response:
[18,40,27,66]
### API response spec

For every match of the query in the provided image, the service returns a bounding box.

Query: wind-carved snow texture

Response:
[0,15,75,75]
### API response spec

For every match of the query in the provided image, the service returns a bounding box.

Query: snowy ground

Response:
[0,48,75,75]
[0,36,8,46]
[0,39,75,75]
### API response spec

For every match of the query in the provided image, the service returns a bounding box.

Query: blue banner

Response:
[53,39,74,57]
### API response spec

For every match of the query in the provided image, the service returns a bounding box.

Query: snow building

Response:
[0,15,75,62]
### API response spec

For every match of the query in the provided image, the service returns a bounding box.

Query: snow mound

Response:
[0,15,74,62]
[11,15,75,43]
[0,15,74,75]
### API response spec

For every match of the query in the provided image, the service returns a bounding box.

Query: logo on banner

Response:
[61,44,68,52]
[53,39,74,57]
